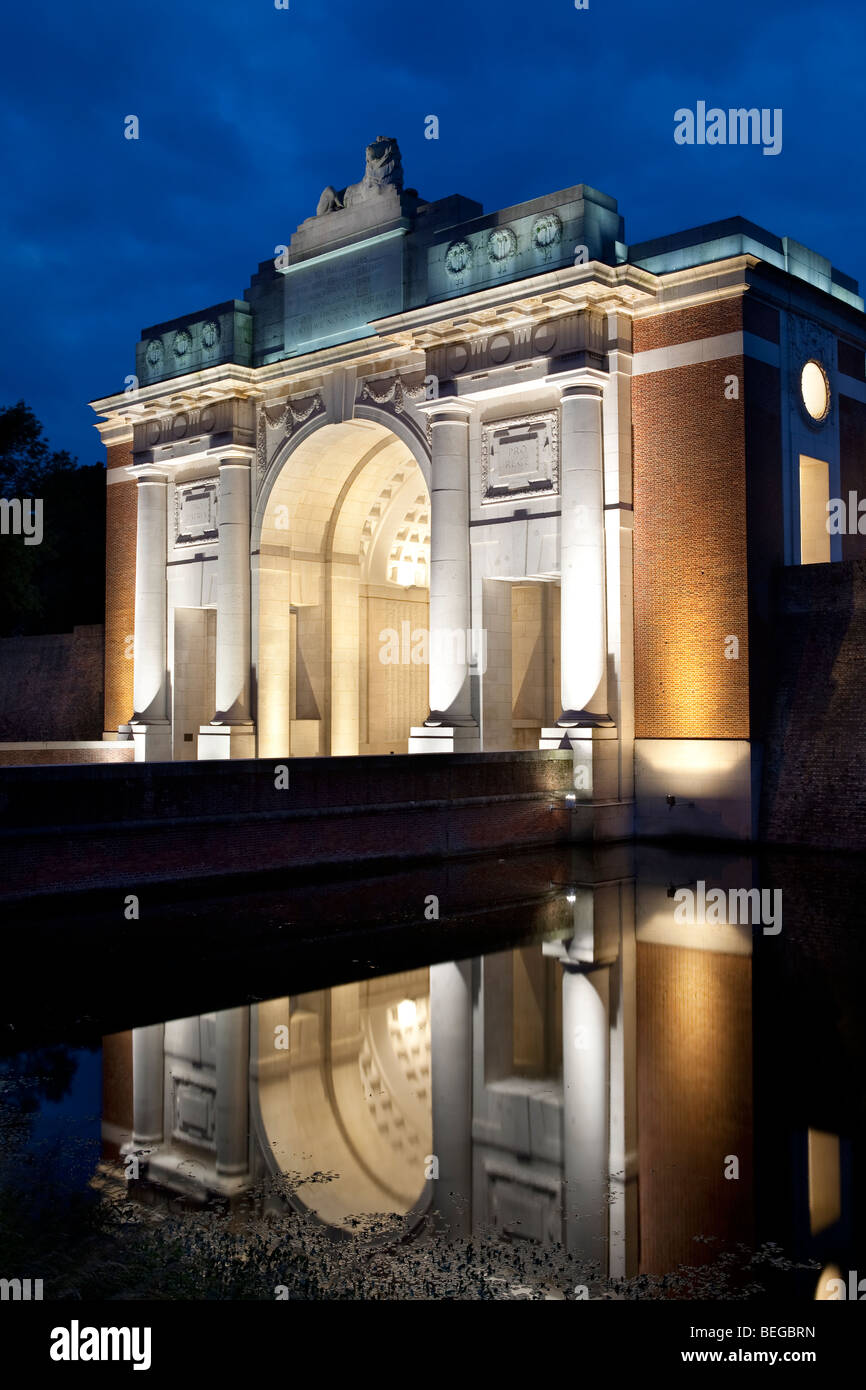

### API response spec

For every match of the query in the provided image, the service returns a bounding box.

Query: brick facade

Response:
[633,298,742,354]
[633,300,750,739]
[103,445,137,735]
[839,394,866,563]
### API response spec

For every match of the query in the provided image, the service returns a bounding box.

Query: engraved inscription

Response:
[480,412,560,504]
[285,244,402,350]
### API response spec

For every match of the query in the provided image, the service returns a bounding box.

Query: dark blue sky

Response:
[2,0,864,466]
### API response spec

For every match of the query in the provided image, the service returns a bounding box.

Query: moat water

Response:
[1,842,863,1301]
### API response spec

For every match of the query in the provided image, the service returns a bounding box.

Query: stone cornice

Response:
[630,254,757,318]
[371,261,659,349]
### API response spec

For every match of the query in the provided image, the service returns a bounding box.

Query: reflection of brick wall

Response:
[633,301,750,738]
[104,446,137,734]
[102,1030,133,1157]
[637,941,753,1275]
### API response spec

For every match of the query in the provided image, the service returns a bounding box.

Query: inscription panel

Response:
[284,237,404,354]
[481,411,560,504]
[175,479,218,547]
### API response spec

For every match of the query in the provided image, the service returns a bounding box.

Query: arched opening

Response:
[256,418,430,756]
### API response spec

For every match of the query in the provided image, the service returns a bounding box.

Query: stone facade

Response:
[90,138,866,841]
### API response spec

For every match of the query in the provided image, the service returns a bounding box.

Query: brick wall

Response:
[0,750,576,898]
[839,394,866,562]
[633,299,750,738]
[0,625,104,739]
[761,559,866,848]
[0,744,133,766]
[104,445,137,734]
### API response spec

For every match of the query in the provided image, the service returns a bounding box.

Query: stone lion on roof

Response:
[316,137,404,216]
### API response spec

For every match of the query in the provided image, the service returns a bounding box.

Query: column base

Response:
[121,1143,251,1201]
[555,710,615,728]
[129,720,171,763]
[197,722,256,760]
[409,724,480,754]
[539,725,619,801]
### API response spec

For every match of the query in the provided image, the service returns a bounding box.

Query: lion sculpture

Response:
[316,137,404,216]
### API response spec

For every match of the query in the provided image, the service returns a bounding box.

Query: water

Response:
[1,842,864,1301]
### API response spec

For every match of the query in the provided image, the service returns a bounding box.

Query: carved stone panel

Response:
[133,397,256,458]
[787,312,836,432]
[175,479,218,546]
[481,411,559,504]
[171,1075,216,1148]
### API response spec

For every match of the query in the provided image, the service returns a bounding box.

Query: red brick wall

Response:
[0,746,133,766]
[633,299,750,738]
[633,299,742,355]
[761,559,866,848]
[104,445,137,734]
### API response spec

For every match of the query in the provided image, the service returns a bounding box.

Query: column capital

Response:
[126,462,171,482]
[216,450,254,468]
[545,366,609,399]
[414,397,474,422]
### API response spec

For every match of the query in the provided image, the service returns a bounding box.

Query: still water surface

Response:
[1,842,862,1300]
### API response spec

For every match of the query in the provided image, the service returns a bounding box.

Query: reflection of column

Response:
[215,1006,250,1178]
[557,373,610,726]
[409,402,478,752]
[129,468,171,762]
[199,455,255,759]
[430,960,473,1235]
[132,1023,165,1146]
[561,964,609,1271]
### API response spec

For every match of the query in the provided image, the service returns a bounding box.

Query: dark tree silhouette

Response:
[0,402,106,636]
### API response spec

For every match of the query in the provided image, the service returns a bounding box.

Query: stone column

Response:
[429,959,473,1236]
[198,454,255,759]
[561,963,610,1273]
[131,1022,165,1147]
[409,401,478,752]
[129,468,171,762]
[556,372,610,726]
[215,1006,250,1178]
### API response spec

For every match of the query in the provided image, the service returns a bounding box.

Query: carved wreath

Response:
[487,227,517,264]
[532,212,562,254]
[445,240,472,277]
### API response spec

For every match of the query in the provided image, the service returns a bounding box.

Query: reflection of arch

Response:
[255,413,431,758]
[252,972,432,1230]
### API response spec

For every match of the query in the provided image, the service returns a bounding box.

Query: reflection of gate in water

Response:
[255,971,432,1227]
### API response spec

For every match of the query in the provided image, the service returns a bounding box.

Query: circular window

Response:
[801,359,830,422]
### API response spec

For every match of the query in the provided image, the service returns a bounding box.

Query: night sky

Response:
[2,0,864,466]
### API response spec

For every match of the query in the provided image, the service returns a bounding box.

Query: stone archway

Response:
[255,418,431,757]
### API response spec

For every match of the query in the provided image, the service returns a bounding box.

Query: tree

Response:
[0,402,106,636]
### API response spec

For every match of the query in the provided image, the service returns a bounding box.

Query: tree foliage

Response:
[0,402,106,636]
